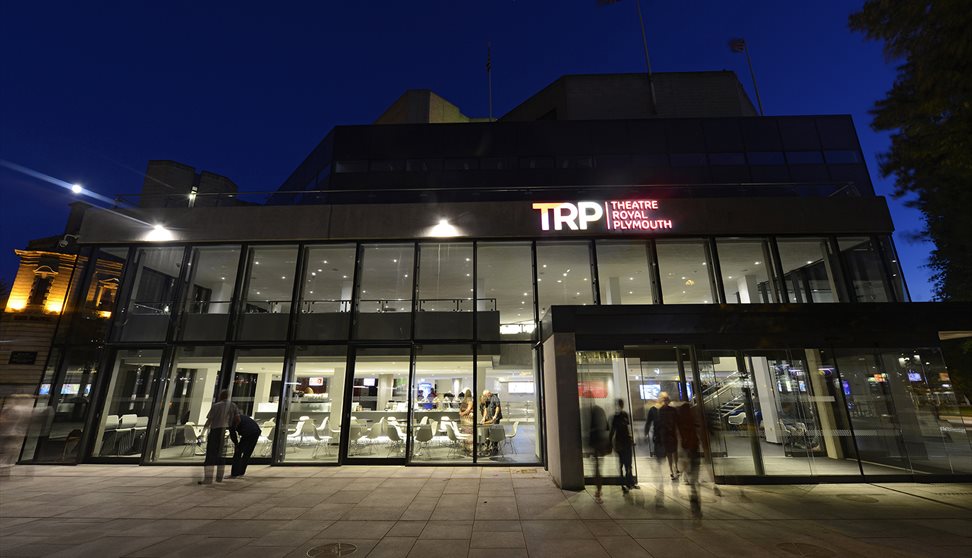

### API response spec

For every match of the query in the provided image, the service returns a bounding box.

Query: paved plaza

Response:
[1,465,971,558]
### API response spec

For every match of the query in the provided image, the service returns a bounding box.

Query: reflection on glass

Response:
[297,244,356,340]
[577,351,636,483]
[19,348,62,462]
[595,241,656,305]
[281,346,348,463]
[348,348,410,458]
[416,243,473,339]
[477,242,534,341]
[410,345,473,463]
[178,246,241,341]
[776,238,840,303]
[698,350,758,476]
[655,240,715,304]
[878,236,909,302]
[839,237,892,302]
[148,346,223,463]
[237,246,298,340]
[115,247,185,341]
[716,239,777,303]
[536,241,593,315]
[93,349,162,458]
[834,350,912,473]
[477,344,540,464]
[355,244,415,340]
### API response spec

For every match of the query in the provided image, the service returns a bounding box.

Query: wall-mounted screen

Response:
[639,384,661,400]
[907,372,921,382]
[362,378,377,387]
[508,382,535,394]
[308,377,324,386]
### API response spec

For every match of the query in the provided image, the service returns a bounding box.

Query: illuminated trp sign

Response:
[532,200,674,232]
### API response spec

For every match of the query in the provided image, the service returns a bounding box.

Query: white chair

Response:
[503,421,520,454]
[311,417,331,458]
[487,425,506,455]
[413,425,434,458]
[99,415,120,456]
[287,418,316,447]
[116,414,138,454]
[727,413,746,429]
[180,424,199,457]
[386,424,405,456]
[258,421,275,457]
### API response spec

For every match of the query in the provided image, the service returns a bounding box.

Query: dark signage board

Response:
[8,351,38,365]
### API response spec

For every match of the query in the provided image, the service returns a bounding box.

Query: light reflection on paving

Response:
[0,465,970,558]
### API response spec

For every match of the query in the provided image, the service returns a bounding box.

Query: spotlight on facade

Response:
[428,218,460,237]
[71,183,83,194]
[144,224,175,242]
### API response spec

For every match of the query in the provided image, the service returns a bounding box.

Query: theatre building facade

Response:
[17,73,971,488]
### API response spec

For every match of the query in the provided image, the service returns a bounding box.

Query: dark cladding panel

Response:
[740,118,782,151]
[587,120,630,154]
[815,116,859,149]
[703,119,744,152]
[627,120,668,153]
[665,119,706,152]
[778,118,822,150]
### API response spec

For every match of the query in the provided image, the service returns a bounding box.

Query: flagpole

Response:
[634,0,658,115]
[743,43,764,116]
[487,42,494,122]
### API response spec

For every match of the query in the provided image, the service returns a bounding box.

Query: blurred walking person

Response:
[587,394,611,503]
[199,390,239,485]
[0,395,34,476]
[677,396,703,518]
[610,398,639,492]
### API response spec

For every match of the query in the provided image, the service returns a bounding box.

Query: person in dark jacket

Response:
[229,413,261,479]
[586,395,611,503]
[610,398,640,492]
[644,392,680,480]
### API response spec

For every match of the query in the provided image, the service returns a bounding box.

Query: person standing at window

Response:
[459,389,475,454]
[199,390,239,485]
[610,398,639,493]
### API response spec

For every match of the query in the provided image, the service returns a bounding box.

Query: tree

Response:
[849,0,972,303]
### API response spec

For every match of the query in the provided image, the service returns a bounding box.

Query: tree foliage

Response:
[850,0,972,302]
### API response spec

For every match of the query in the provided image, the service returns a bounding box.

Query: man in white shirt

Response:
[199,389,240,485]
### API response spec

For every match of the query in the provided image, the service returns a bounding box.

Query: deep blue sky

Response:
[0,1,934,300]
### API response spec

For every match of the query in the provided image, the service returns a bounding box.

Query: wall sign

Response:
[532,199,674,232]
[9,351,38,365]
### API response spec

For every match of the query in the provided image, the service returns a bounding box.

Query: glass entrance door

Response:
[342,347,412,463]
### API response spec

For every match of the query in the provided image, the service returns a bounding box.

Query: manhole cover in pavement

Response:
[837,494,879,503]
[777,542,836,557]
[307,543,358,557]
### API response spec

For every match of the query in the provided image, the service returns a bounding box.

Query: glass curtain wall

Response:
[716,239,777,303]
[477,344,541,463]
[776,238,841,303]
[148,346,224,463]
[113,247,185,342]
[595,240,656,305]
[839,237,893,302]
[280,346,348,463]
[296,244,356,340]
[536,241,593,316]
[177,246,241,341]
[410,345,473,463]
[655,240,715,304]
[237,246,298,340]
[355,244,415,340]
[577,351,633,482]
[476,242,535,341]
[416,243,473,339]
[92,349,163,458]
[347,347,411,458]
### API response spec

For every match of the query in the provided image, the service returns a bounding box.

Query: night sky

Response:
[0,1,934,300]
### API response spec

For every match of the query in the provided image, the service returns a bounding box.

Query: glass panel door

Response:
[344,347,411,462]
